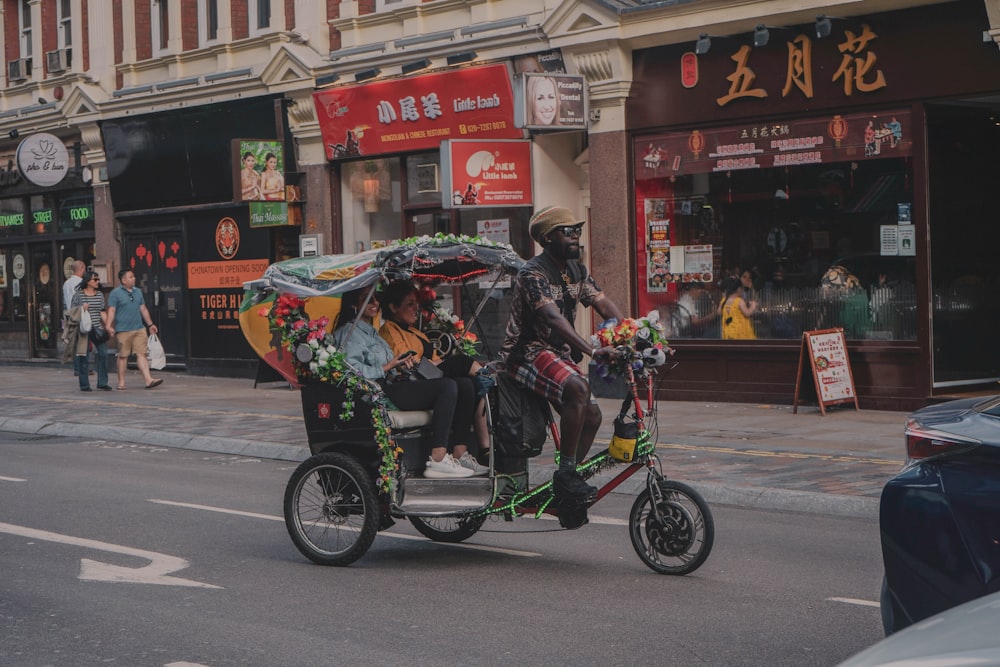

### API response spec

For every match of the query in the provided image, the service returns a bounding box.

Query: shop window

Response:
[635,112,916,341]
[28,194,57,235]
[57,193,95,233]
[405,153,441,207]
[341,158,402,252]
[0,199,27,238]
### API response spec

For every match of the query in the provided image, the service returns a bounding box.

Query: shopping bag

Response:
[78,308,92,334]
[147,333,167,370]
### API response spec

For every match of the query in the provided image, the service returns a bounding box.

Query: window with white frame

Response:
[57,0,72,49]
[152,0,169,55]
[376,0,418,11]
[19,0,32,59]
[198,0,219,45]
[249,0,271,35]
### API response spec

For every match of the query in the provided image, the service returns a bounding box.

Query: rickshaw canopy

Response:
[244,236,524,299]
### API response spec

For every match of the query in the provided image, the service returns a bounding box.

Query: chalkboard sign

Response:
[793,328,859,415]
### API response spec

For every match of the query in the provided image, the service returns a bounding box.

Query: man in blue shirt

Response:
[106,269,162,390]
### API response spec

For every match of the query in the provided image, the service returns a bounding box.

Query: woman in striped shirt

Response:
[71,271,112,392]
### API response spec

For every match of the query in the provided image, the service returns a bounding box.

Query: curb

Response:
[1,417,877,519]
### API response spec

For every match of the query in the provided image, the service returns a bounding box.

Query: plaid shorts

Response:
[506,349,586,405]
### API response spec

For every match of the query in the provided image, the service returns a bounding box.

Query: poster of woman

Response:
[234,140,285,202]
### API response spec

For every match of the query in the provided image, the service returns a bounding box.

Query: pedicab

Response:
[239,234,714,573]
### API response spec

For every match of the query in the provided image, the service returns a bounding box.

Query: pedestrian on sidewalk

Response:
[106,269,162,390]
[62,259,87,377]
[71,271,112,392]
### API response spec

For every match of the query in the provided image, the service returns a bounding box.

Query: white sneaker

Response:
[424,454,474,478]
[457,452,489,476]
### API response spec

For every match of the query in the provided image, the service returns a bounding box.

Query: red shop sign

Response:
[441,140,533,208]
[313,64,523,160]
[635,109,911,177]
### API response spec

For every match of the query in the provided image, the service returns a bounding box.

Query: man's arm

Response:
[105,305,116,335]
[534,302,599,361]
[593,296,625,323]
[139,304,158,334]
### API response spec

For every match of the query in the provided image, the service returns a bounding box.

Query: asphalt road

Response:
[1,431,885,666]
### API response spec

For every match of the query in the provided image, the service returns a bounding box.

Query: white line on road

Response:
[0,475,26,482]
[827,597,880,608]
[149,499,543,557]
[0,521,220,589]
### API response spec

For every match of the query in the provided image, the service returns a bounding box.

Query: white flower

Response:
[644,310,660,325]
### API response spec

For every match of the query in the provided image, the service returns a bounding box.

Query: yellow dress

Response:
[721,297,755,340]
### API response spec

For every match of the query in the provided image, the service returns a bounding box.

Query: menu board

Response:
[793,328,859,415]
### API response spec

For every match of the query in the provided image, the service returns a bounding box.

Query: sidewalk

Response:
[0,362,909,518]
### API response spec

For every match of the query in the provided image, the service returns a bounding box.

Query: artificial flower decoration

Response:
[591,311,672,377]
[261,294,400,493]
[424,302,481,357]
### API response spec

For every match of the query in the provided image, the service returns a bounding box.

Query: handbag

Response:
[413,357,443,380]
[78,308,92,334]
[89,328,110,344]
[147,333,167,370]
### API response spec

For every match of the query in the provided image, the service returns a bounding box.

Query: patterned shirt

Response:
[71,291,107,334]
[500,253,604,363]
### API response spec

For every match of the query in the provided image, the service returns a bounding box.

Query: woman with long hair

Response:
[333,288,486,478]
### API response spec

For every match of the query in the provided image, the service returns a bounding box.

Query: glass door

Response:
[28,242,57,357]
[125,230,186,365]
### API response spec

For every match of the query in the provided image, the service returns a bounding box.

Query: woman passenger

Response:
[333,288,485,478]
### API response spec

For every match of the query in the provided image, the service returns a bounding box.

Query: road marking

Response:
[0,475,27,482]
[0,521,220,589]
[827,597,880,608]
[149,499,542,557]
[165,663,211,667]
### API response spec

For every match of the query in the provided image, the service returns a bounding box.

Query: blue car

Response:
[880,395,1000,634]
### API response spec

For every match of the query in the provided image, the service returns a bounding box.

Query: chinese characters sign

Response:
[313,64,522,159]
[441,140,533,208]
[714,26,887,108]
[636,109,910,177]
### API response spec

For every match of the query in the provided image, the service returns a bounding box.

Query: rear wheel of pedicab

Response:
[629,480,714,575]
[284,452,379,566]
[408,514,486,543]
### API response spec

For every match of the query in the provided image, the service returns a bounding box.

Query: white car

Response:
[837,590,1000,666]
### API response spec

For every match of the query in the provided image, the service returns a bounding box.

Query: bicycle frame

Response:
[475,358,664,522]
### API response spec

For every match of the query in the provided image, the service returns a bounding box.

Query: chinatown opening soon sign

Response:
[313,64,523,160]
[441,140,533,208]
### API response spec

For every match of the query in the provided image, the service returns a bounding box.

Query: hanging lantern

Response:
[828,115,848,148]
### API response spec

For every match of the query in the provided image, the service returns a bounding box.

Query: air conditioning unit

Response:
[45,49,69,73]
[7,58,29,81]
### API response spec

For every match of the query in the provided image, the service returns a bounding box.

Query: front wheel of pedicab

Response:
[284,452,379,566]
[629,480,714,575]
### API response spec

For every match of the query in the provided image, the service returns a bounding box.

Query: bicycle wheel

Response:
[284,452,379,566]
[408,514,486,543]
[629,480,714,575]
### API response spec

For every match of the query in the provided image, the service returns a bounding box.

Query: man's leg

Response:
[575,401,603,462]
[135,353,154,385]
[556,375,590,461]
[116,355,128,388]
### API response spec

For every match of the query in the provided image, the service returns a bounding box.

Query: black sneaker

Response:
[552,469,598,503]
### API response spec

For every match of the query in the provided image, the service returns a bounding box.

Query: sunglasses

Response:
[553,224,584,238]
